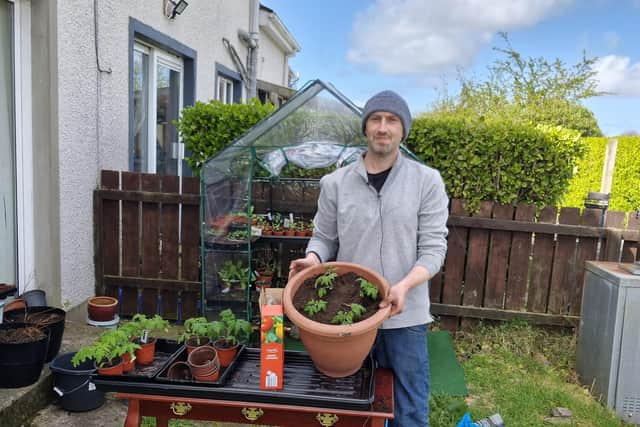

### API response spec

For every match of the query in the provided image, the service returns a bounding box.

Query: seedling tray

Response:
[155,345,245,386]
[93,338,183,383]
[93,348,375,410]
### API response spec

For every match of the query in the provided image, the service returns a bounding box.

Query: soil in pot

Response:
[185,336,211,354]
[4,307,66,362]
[292,272,381,324]
[0,325,46,344]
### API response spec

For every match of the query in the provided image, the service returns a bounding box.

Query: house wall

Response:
[29,0,295,311]
[259,32,288,87]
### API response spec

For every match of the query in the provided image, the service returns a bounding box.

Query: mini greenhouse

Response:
[200,80,416,321]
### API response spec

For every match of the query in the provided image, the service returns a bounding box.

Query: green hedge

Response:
[175,99,275,174]
[560,136,640,211]
[405,113,584,210]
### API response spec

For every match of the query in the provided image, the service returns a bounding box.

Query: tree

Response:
[434,33,603,136]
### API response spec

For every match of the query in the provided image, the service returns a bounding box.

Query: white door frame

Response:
[11,0,35,293]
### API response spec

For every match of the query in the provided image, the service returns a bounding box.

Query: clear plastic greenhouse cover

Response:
[201,80,367,185]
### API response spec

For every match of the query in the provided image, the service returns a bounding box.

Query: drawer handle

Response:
[170,402,192,416]
[316,413,339,426]
[242,407,264,421]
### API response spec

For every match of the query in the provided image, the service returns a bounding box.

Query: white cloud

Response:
[593,55,640,96]
[347,0,573,75]
[603,31,620,50]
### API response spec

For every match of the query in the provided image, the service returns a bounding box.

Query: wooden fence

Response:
[430,199,639,329]
[94,170,201,321]
[94,170,640,328]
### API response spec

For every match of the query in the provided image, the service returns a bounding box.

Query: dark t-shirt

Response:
[367,167,392,193]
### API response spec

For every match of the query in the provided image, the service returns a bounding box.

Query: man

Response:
[289,90,449,426]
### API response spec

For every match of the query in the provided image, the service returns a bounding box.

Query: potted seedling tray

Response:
[93,338,183,383]
[156,345,245,386]
[92,348,375,410]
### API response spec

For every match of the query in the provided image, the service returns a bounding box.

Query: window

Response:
[217,76,234,105]
[129,18,197,177]
[215,63,242,105]
[132,41,183,176]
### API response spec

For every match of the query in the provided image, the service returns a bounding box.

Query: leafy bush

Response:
[561,136,640,211]
[406,113,584,210]
[175,99,275,174]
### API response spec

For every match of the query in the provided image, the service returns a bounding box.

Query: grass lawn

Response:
[430,320,631,427]
[141,320,630,427]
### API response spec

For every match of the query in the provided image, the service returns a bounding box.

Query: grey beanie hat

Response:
[361,90,412,141]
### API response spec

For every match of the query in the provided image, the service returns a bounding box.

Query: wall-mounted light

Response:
[164,0,189,20]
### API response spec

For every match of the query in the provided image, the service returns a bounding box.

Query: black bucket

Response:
[4,306,66,362]
[50,352,105,412]
[0,323,50,388]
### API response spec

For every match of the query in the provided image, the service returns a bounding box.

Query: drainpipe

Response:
[247,0,259,100]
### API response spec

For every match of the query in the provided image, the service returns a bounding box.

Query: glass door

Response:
[155,56,183,176]
[0,0,16,287]
[132,42,183,176]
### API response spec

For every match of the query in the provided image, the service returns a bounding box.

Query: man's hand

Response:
[379,282,410,317]
[288,253,320,281]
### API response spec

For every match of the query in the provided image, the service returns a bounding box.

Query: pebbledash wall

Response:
[26,0,298,315]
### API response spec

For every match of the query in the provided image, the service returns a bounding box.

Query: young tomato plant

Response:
[304,299,328,317]
[314,267,337,298]
[331,303,366,325]
[357,277,379,300]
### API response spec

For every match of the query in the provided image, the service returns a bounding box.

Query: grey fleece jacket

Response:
[306,152,449,328]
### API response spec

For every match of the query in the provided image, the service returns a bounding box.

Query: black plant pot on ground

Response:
[4,306,66,362]
[0,322,50,388]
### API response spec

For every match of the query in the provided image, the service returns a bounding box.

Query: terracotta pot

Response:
[213,339,239,367]
[3,298,26,313]
[273,231,284,236]
[294,231,306,237]
[187,345,219,381]
[134,338,156,365]
[185,336,211,354]
[87,296,118,322]
[167,361,193,380]
[96,357,124,376]
[283,261,391,378]
[283,230,295,236]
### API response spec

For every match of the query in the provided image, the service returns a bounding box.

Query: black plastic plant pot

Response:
[49,352,105,412]
[0,322,50,388]
[4,307,66,362]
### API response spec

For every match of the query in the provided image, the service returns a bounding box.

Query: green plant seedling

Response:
[210,308,252,347]
[314,267,337,297]
[303,299,328,317]
[178,317,213,345]
[331,303,366,325]
[357,277,379,300]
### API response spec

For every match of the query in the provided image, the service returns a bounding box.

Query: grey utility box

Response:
[577,261,640,424]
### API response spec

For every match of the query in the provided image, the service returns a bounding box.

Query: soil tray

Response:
[93,348,375,411]
[155,345,245,386]
[93,338,183,383]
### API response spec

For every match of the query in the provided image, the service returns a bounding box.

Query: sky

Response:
[263,0,640,136]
